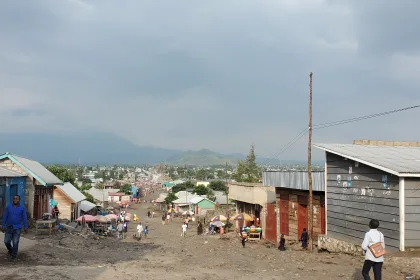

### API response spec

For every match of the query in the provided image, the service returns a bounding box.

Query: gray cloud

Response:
[0,0,419,159]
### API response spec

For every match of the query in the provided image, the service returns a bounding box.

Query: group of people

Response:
[0,194,387,280]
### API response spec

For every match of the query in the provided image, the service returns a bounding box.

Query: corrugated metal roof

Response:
[86,188,120,202]
[79,200,96,212]
[56,183,86,203]
[0,167,24,177]
[173,191,203,204]
[314,143,420,176]
[3,153,63,185]
[190,197,205,204]
[262,171,325,192]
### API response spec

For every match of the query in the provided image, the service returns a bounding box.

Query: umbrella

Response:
[105,214,118,220]
[50,199,58,207]
[106,206,114,210]
[182,210,194,215]
[125,213,132,221]
[96,215,110,223]
[211,215,227,222]
[210,221,225,227]
[76,215,97,222]
[230,213,253,221]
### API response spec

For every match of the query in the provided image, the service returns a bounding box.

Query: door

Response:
[34,195,40,220]
[9,184,18,204]
[320,201,326,234]
[279,199,289,235]
[0,185,5,218]
[297,203,308,239]
[265,204,277,243]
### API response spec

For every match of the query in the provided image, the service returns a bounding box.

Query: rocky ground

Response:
[0,195,419,280]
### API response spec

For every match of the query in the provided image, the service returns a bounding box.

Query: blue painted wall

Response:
[0,177,27,217]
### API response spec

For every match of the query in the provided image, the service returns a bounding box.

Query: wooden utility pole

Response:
[225,162,229,232]
[308,72,313,251]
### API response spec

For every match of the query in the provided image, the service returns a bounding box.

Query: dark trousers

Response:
[362,260,383,280]
[241,238,246,247]
[4,228,22,258]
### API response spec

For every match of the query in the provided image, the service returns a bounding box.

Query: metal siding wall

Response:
[326,152,400,251]
[404,178,420,248]
[262,171,325,191]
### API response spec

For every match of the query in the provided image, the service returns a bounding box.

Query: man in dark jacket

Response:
[1,195,28,261]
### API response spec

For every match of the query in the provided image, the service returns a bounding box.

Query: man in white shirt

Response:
[361,219,385,280]
[181,223,187,237]
[137,222,144,239]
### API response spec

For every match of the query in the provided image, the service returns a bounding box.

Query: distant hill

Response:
[0,131,316,165]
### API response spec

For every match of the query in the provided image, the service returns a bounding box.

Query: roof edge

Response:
[313,144,400,176]
[0,153,48,185]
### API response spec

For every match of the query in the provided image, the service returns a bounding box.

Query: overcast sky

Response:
[0,0,419,160]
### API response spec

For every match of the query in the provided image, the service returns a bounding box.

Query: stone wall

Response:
[0,158,36,218]
[318,234,363,255]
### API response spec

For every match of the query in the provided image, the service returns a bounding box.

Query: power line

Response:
[263,103,420,167]
[313,104,420,130]
[262,127,309,166]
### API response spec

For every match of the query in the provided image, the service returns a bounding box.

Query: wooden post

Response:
[308,72,313,251]
[225,162,229,232]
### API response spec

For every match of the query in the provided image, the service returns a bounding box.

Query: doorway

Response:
[297,197,308,239]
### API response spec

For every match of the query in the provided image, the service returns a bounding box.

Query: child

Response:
[144,225,149,239]
[300,228,309,249]
[241,230,248,248]
[278,234,286,251]
[181,223,187,237]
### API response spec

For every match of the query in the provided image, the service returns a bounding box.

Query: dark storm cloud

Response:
[0,0,419,158]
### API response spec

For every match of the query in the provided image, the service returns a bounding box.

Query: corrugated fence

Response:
[262,171,325,192]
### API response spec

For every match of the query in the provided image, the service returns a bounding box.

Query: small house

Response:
[0,153,63,219]
[263,171,326,243]
[53,183,86,221]
[190,197,216,215]
[315,140,420,252]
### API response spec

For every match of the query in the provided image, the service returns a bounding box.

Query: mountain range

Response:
[0,131,313,165]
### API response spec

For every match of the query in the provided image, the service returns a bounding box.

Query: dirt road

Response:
[0,200,418,280]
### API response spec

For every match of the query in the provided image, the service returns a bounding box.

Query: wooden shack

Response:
[54,183,86,221]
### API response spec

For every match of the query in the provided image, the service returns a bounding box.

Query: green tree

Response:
[79,184,92,191]
[209,180,227,193]
[193,185,209,195]
[233,144,260,183]
[47,165,76,185]
[196,169,207,180]
[172,181,195,193]
[120,183,132,194]
[164,192,178,205]
[82,191,95,203]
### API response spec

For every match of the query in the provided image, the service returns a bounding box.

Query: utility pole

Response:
[225,161,229,232]
[308,72,313,251]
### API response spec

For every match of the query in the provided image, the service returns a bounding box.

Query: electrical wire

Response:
[262,127,309,166]
[313,104,420,130]
[263,103,420,167]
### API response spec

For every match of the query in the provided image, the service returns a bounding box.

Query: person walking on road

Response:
[1,195,28,261]
[117,221,124,239]
[181,223,187,237]
[361,219,385,280]
[241,229,248,248]
[136,222,144,239]
[144,225,149,239]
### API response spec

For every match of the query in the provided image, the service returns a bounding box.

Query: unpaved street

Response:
[0,199,419,280]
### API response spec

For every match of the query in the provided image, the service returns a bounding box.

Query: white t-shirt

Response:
[167,215,170,220]
[361,229,385,262]
[182,224,187,232]
[137,225,144,233]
